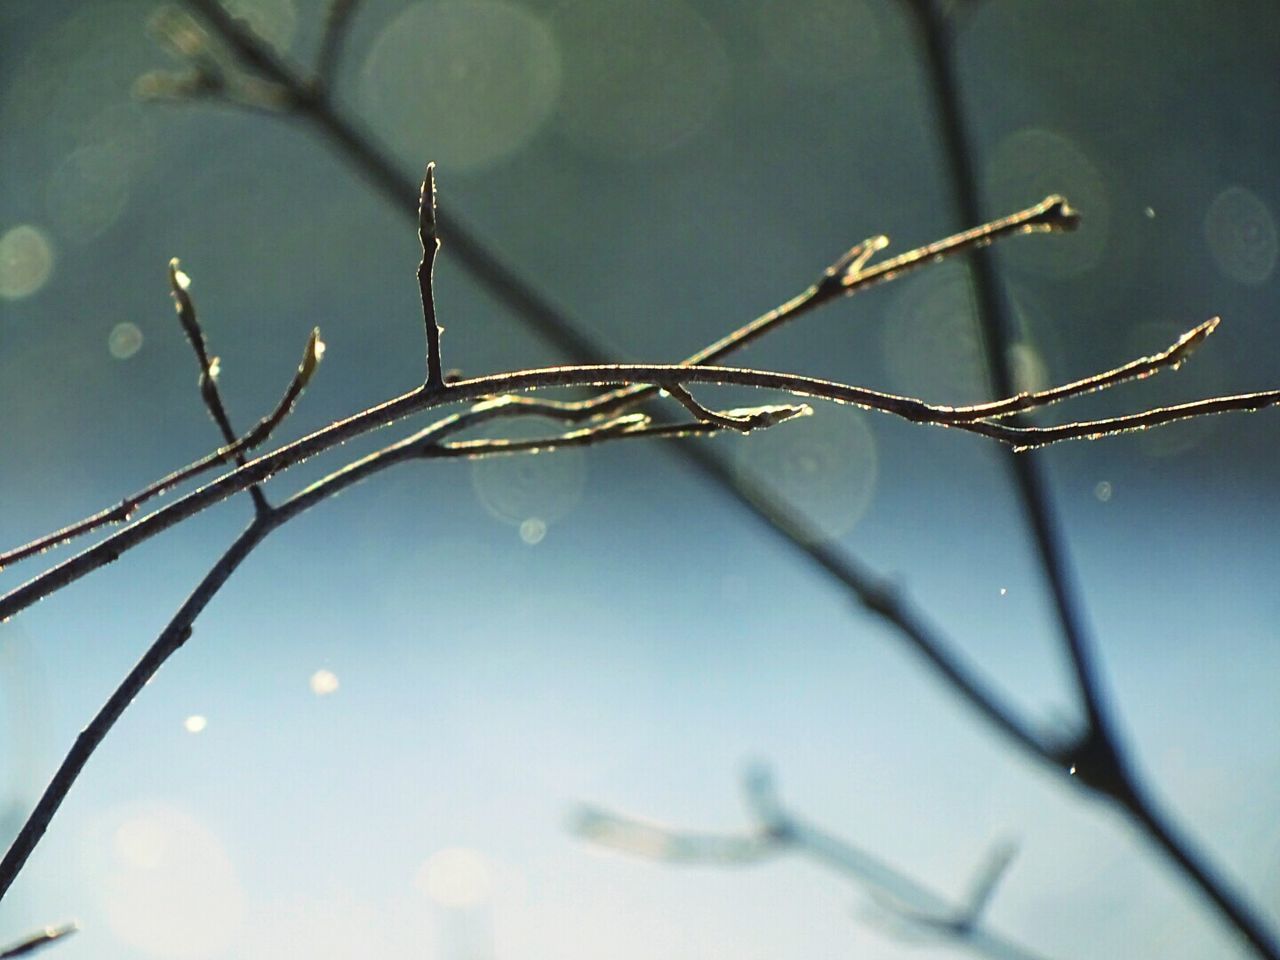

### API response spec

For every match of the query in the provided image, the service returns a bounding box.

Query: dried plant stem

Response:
[417,163,444,389]
[576,769,1053,960]
[3,326,1276,625]
[0,924,77,959]
[0,392,786,901]
[168,257,271,516]
[19,6,1278,952]
[0,326,321,571]
[902,2,1280,957]
[582,195,1078,418]
[0,197,1061,573]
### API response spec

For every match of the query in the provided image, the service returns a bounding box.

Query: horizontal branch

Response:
[0,327,323,572]
[582,195,1077,418]
[4,322,1276,623]
[0,389,784,898]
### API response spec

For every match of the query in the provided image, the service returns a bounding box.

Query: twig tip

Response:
[298,327,325,385]
[1032,195,1081,233]
[167,258,191,292]
[419,162,438,244]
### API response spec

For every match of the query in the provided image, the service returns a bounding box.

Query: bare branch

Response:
[573,768,1057,960]
[0,389,730,898]
[169,258,271,515]
[660,384,811,433]
[0,324,323,572]
[315,0,362,90]
[418,163,444,390]
[129,8,1279,956]
[5,317,1278,620]
[581,195,1078,419]
[0,924,77,959]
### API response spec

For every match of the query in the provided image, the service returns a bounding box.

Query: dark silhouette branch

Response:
[168,257,272,516]
[0,923,77,959]
[4,5,1271,957]
[314,0,362,90]
[4,312,1269,625]
[0,314,323,572]
[902,2,1280,957]
[417,163,445,390]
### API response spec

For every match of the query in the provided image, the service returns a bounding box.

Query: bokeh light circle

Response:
[0,225,55,300]
[470,416,587,527]
[310,668,340,695]
[1204,185,1277,286]
[985,128,1110,278]
[361,0,561,171]
[46,143,133,241]
[417,847,493,907]
[735,410,878,543]
[109,321,144,359]
[101,805,245,959]
[881,261,987,404]
[551,0,729,160]
[755,0,882,87]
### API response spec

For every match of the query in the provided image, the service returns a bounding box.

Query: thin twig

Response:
[3,321,1276,622]
[659,384,807,433]
[0,924,77,959]
[0,327,323,571]
[169,258,272,515]
[418,163,444,389]
[903,3,1280,958]
[0,388,794,899]
[0,198,1063,573]
[581,195,1077,419]
[574,768,1055,960]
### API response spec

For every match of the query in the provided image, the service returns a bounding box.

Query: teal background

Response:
[2,2,1278,958]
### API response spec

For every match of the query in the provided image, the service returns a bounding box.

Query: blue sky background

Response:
[1,1,1278,958]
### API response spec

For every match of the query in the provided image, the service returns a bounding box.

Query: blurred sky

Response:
[1,1,1279,958]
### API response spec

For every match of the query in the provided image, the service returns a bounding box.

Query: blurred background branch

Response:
[1,1,1277,958]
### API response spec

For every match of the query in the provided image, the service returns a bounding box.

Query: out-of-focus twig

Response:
[574,768,1054,960]
[315,0,363,89]
[902,1,1280,956]
[0,297,323,572]
[0,375,804,900]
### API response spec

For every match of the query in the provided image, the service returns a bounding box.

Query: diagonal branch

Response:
[902,2,1280,957]
[0,199,1077,574]
[581,195,1077,419]
[314,0,363,90]
[169,257,271,515]
[0,924,77,959]
[0,389,799,901]
[573,768,1057,960]
[4,320,1278,622]
[0,325,323,571]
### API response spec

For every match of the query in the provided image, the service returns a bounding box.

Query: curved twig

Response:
[0,327,323,571]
